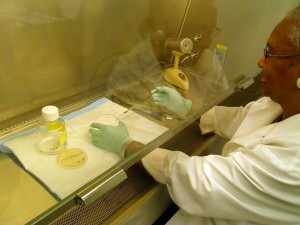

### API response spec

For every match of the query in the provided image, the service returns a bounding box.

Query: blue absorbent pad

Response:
[0,98,109,153]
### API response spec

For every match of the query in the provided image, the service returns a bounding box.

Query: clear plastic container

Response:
[93,114,120,127]
[35,105,67,155]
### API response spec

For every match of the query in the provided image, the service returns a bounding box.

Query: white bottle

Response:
[35,105,67,155]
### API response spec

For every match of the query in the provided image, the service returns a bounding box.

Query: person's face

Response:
[257,18,300,104]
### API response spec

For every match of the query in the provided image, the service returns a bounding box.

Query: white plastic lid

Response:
[42,105,59,122]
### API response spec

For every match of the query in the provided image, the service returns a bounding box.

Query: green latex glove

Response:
[151,86,192,116]
[89,121,133,157]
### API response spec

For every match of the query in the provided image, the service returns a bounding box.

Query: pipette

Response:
[111,91,183,120]
[122,90,156,115]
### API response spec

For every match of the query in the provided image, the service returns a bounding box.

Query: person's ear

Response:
[151,29,166,44]
[297,77,300,89]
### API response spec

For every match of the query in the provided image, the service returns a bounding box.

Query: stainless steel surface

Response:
[50,165,157,225]
[77,169,128,206]
[102,184,172,225]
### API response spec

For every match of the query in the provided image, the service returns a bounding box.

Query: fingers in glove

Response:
[151,88,158,94]
[89,127,101,135]
[152,95,166,104]
[155,86,168,93]
[152,92,163,99]
[90,122,105,130]
[91,138,100,144]
[118,121,126,128]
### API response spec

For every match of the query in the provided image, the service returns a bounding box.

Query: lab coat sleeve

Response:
[199,106,246,139]
[199,99,262,139]
[142,146,300,224]
[142,148,170,184]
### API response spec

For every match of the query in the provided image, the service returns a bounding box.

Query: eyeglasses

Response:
[264,46,300,62]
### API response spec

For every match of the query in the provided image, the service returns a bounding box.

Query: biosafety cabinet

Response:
[0,0,298,224]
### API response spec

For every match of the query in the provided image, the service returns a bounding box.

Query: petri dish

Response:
[93,114,119,127]
[57,148,88,169]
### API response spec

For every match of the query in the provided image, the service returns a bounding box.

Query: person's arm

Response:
[199,105,245,139]
[142,143,300,224]
[199,97,280,139]
[124,141,144,157]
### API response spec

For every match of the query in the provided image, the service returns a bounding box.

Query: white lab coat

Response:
[142,97,300,225]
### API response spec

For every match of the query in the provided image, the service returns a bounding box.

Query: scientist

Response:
[89,4,300,225]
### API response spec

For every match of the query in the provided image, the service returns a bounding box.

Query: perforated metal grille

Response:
[0,88,102,133]
[0,83,131,137]
[51,166,155,225]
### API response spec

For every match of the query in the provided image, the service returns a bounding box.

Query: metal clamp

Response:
[77,169,128,206]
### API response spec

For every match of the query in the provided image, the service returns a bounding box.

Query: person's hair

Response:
[286,4,300,49]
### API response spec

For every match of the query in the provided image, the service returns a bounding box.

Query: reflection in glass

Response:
[107,0,228,111]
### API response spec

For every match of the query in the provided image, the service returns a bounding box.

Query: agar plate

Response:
[57,148,87,169]
[94,114,119,126]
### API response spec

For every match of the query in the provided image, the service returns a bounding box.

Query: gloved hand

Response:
[89,121,133,157]
[151,86,192,116]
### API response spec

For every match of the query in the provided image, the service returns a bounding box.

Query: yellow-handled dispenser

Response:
[163,38,193,90]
